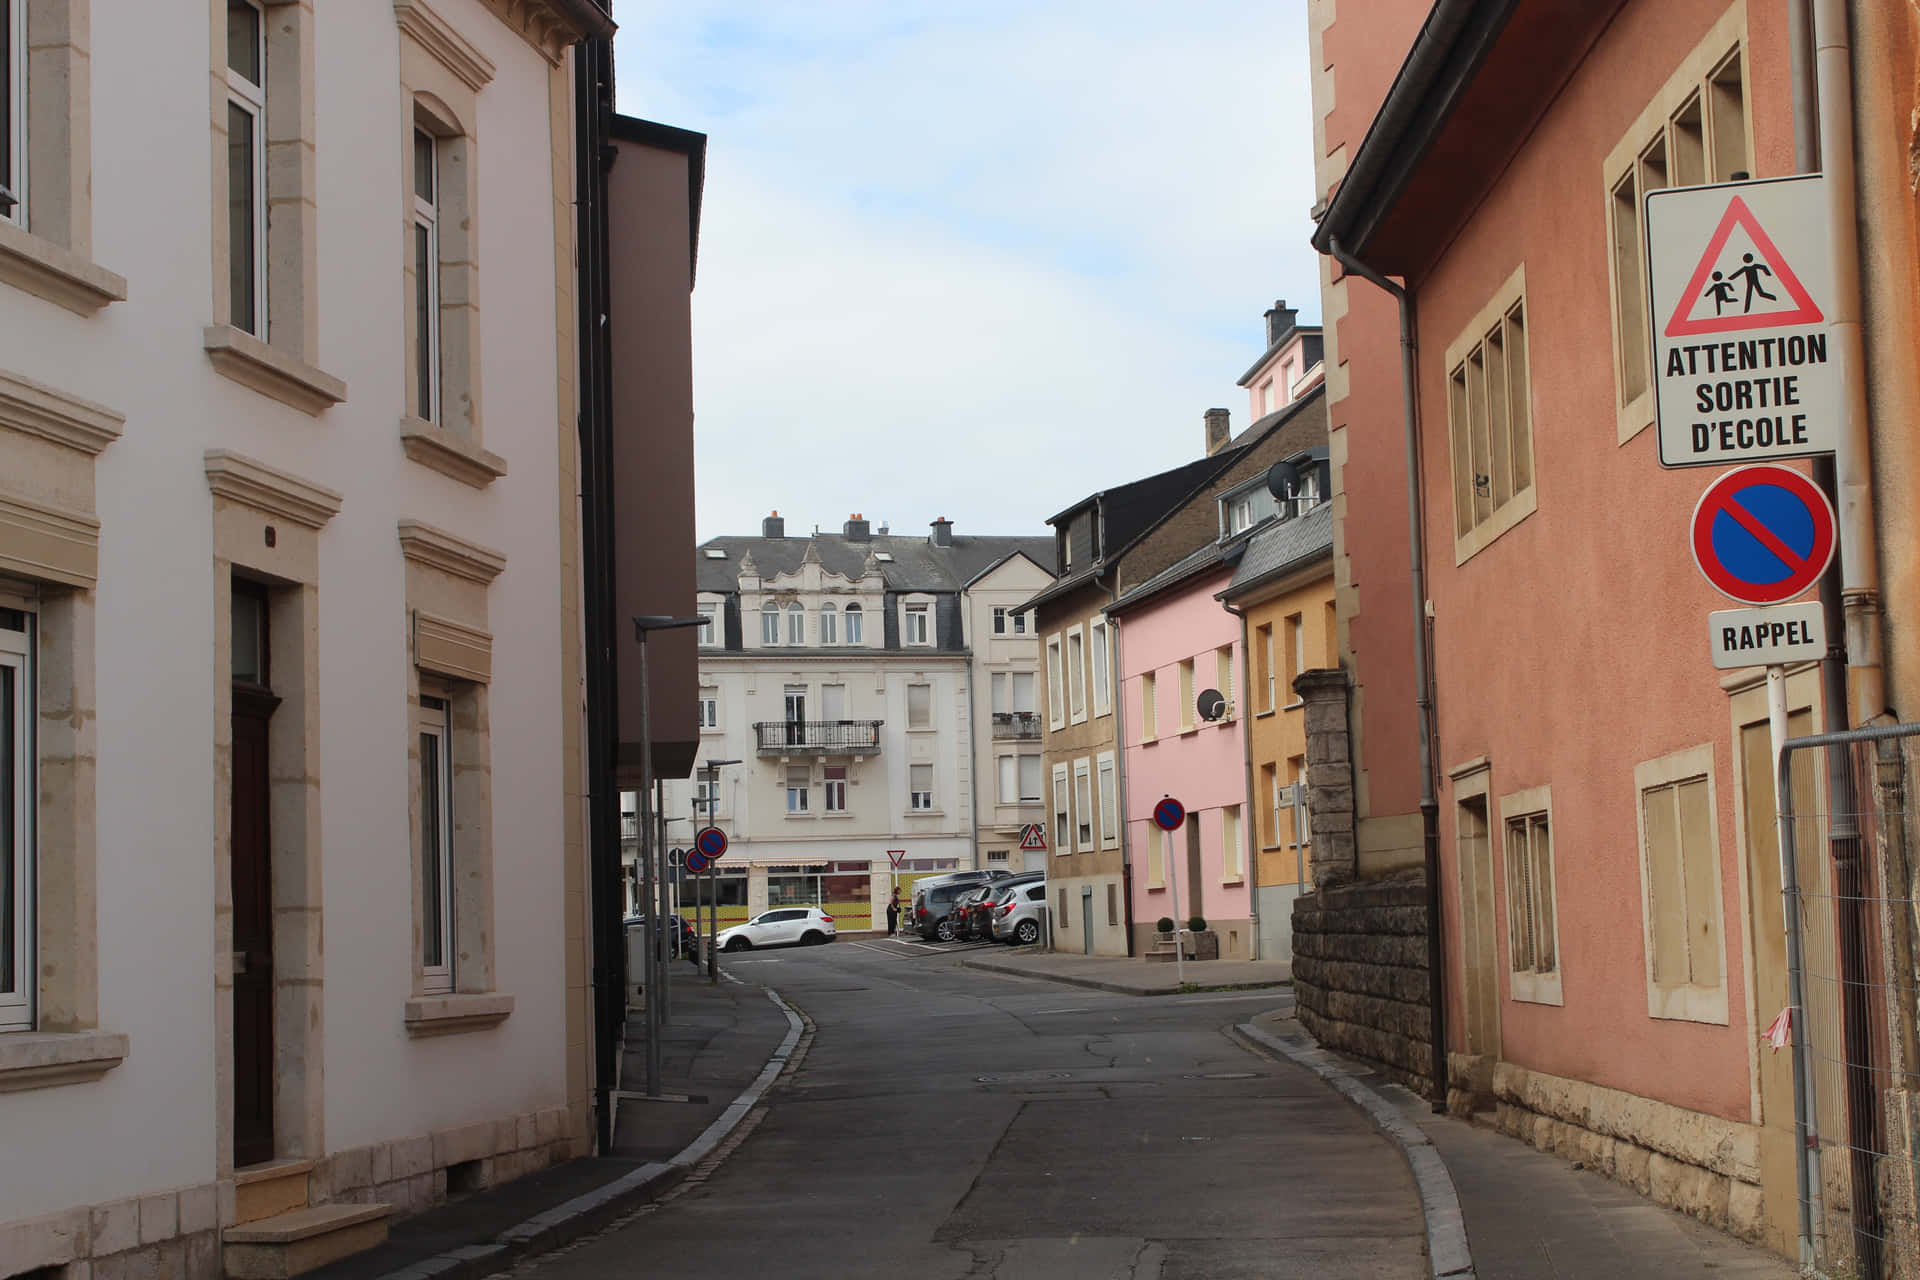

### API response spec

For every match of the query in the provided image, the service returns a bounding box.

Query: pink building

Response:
[1111,552,1254,959]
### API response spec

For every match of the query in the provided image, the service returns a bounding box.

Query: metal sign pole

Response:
[1768,664,1823,1267]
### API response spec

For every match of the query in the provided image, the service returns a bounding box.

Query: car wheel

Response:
[725,936,751,952]
[935,918,955,942]
[800,930,824,946]
[1015,920,1040,945]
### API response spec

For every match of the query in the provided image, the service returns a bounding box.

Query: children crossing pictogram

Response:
[1663,194,1822,337]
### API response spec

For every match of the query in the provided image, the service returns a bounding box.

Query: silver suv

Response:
[991,880,1050,945]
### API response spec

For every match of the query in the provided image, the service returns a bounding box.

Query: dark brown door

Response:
[1185,818,1204,923]
[231,686,279,1167]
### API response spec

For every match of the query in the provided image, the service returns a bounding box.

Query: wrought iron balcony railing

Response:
[991,711,1042,740]
[754,720,884,754]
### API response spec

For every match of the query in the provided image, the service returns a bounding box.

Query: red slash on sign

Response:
[1689,465,1836,605]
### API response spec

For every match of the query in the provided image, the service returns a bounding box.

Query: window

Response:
[819,603,837,646]
[1058,888,1068,928]
[1052,764,1070,854]
[1073,760,1093,851]
[1097,753,1117,847]
[786,602,805,646]
[1066,627,1086,721]
[1285,614,1304,700]
[1502,790,1560,1005]
[418,696,453,994]
[1177,659,1195,731]
[0,0,22,227]
[1260,763,1280,849]
[411,129,441,421]
[1013,672,1035,714]
[844,602,863,645]
[694,778,720,821]
[905,602,930,645]
[1107,883,1118,927]
[1446,268,1535,561]
[226,0,268,338]
[993,607,1007,635]
[824,765,847,813]
[1046,635,1065,729]
[1139,670,1157,741]
[991,672,1010,714]
[1222,805,1243,882]
[820,683,846,721]
[761,601,779,645]
[907,682,932,729]
[1261,380,1275,415]
[697,601,718,646]
[1607,25,1747,440]
[1256,623,1275,712]
[910,764,934,811]
[1,604,32,1029]
[786,766,810,814]
[1225,493,1255,535]
[1018,755,1041,802]
[998,756,1017,804]
[1147,826,1165,889]
[1090,620,1111,717]
[697,688,718,730]
[1636,747,1725,1022]
[1215,646,1234,715]
[988,849,1009,866]
[783,686,806,735]
[1013,611,1028,635]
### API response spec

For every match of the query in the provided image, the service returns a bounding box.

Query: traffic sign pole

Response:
[1154,798,1188,986]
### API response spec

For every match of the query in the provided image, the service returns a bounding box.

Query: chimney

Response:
[1264,299,1298,348]
[1204,408,1232,456]
[929,516,953,548]
[843,512,871,541]
[762,509,785,538]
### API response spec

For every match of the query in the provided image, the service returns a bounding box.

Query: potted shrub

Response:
[1184,915,1220,960]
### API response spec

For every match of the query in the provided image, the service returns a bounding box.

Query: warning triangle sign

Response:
[1019,823,1046,851]
[1664,194,1824,337]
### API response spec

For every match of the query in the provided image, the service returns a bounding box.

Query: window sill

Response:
[1177,726,1199,738]
[399,417,507,488]
[1508,971,1564,1007]
[821,811,854,819]
[906,726,937,735]
[203,325,348,417]
[785,812,816,820]
[403,992,514,1038]
[1220,875,1245,887]
[0,221,127,315]
[1453,486,1538,567]
[0,1029,130,1092]
[907,809,943,819]
[700,726,723,735]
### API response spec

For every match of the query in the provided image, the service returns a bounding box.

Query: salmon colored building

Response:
[1303,0,1858,1258]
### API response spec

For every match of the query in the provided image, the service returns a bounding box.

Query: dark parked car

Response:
[912,881,980,942]
[624,912,698,959]
[952,884,998,941]
[909,869,1011,931]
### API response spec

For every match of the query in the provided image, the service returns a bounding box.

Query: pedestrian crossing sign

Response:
[1019,823,1047,851]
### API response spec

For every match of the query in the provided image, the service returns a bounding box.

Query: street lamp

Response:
[632,614,704,1100]
[696,758,741,982]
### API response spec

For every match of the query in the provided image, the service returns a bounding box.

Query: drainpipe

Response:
[1326,236,1447,1114]
[1221,597,1260,960]
[1093,509,1136,957]
[965,641,981,872]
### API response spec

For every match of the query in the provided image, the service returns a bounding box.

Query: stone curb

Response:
[361,986,805,1280]
[957,954,1288,998]
[1234,1021,1474,1280]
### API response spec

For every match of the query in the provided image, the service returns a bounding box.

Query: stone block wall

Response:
[1291,869,1432,1092]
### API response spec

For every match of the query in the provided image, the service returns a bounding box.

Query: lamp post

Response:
[697,759,741,982]
[632,614,704,1100]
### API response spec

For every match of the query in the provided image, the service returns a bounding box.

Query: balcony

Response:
[992,711,1042,741]
[754,720,884,755]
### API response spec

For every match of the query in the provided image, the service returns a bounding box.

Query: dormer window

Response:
[697,601,718,646]
[1226,494,1255,535]
[905,602,931,646]
[761,601,779,646]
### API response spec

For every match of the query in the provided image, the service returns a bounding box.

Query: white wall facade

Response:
[0,1,589,1271]
[964,556,1052,874]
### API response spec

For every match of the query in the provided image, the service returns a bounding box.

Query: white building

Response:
[664,515,1052,932]
[0,2,628,1276]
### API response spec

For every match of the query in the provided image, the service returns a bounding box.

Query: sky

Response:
[610,1,1323,543]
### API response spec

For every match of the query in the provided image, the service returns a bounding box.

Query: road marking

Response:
[1172,992,1294,1005]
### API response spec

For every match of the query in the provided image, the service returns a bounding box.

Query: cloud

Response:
[611,1,1322,541]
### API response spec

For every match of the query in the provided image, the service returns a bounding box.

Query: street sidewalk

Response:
[1239,1007,1798,1280]
[308,974,798,1280]
[957,942,1292,994]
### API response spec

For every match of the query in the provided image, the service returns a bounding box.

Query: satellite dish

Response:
[1265,460,1301,502]
[1196,688,1227,722]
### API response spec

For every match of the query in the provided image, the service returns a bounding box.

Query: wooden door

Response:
[231,685,279,1167]
[1185,819,1204,923]
[1456,794,1501,1071]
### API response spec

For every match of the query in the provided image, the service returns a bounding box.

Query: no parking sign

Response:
[1689,464,1836,605]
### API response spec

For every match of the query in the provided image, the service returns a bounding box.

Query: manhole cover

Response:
[975,1071,1074,1084]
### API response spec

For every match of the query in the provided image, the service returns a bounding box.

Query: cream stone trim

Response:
[203,450,344,529]
[0,492,98,588]
[475,0,610,65]
[399,418,507,488]
[397,520,506,583]
[0,218,127,315]
[413,610,491,683]
[0,368,124,454]
[203,325,348,417]
[1444,262,1536,567]
[1632,744,1728,1025]
[1498,783,1562,1006]
[402,992,513,1037]
[0,1029,128,1092]
[394,0,497,90]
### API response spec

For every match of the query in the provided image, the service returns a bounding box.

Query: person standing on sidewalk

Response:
[885,889,901,937]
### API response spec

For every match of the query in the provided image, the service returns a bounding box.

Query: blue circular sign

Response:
[1690,464,1836,605]
[695,826,728,858]
[1153,797,1186,831]
[686,849,711,874]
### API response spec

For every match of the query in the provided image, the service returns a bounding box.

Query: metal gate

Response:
[1779,721,1920,1276]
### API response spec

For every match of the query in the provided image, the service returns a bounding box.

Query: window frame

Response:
[1445,264,1537,565]
[417,693,454,995]
[1090,619,1111,718]
[909,763,935,812]
[904,601,931,646]
[1633,744,1727,1024]
[411,128,441,423]
[1499,785,1562,1006]
[697,600,718,646]
[1073,758,1093,852]
[819,602,837,646]
[1221,804,1243,883]
[225,0,269,340]
[997,754,1017,805]
[786,765,810,815]
[697,687,718,730]
[761,601,780,646]
[1177,659,1195,732]
[1066,625,1087,723]
[823,764,847,814]
[1256,623,1275,713]
[906,681,932,730]
[786,601,805,646]
[992,606,1007,635]
[1,0,24,228]
[843,602,863,646]
[0,603,33,1030]
[1052,762,1070,855]
[1046,634,1065,729]
[1139,669,1156,741]
[1018,754,1042,803]
[1096,751,1118,849]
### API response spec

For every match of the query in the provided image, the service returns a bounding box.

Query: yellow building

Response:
[1218,499,1334,961]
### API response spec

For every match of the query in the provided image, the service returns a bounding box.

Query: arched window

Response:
[761,600,779,645]
[819,603,838,646]
[844,602,863,646]
[786,601,805,645]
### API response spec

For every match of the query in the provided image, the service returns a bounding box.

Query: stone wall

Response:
[1291,870,1432,1092]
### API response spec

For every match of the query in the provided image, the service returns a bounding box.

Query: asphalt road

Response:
[521,940,1427,1279]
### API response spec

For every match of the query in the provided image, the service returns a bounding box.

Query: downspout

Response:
[965,636,980,872]
[1094,497,1136,956]
[1326,235,1448,1114]
[1221,597,1260,959]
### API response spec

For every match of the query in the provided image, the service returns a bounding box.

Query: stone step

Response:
[231,1159,316,1225]
[222,1203,392,1279]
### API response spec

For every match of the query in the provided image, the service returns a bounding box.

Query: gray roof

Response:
[1106,541,1231,614]
[695,533,1055,594]
[1221,503,1335,596]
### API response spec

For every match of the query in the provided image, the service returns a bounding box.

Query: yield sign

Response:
[1662,195,1823,336]
[1689,464,1836,605]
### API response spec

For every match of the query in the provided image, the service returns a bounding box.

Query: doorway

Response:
[1454,783,1500,1105]
[1080,885,1093,954]
[1185,818,1204,924]
[231,583,280,1168]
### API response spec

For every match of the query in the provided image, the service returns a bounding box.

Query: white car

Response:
[718,906,837,952]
